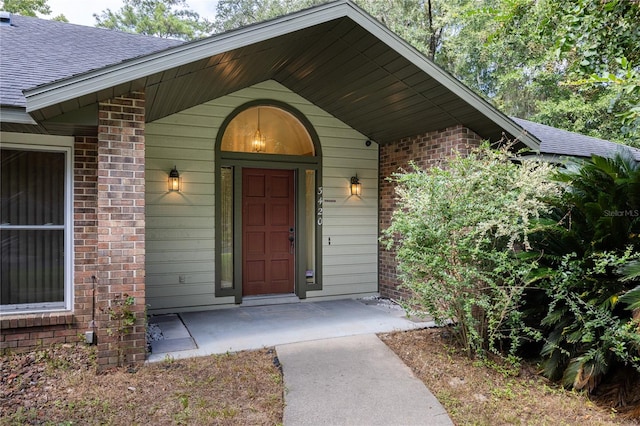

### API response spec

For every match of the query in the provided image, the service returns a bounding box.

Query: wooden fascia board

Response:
[23,1,351,114]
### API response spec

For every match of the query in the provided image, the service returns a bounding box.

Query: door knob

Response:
[288,227,295,253]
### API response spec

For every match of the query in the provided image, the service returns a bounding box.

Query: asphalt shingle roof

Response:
[512,117,640,161]
[0,14,182,108]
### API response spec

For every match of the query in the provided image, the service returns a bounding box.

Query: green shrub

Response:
[529,150,640,390]
[382,143,562,359]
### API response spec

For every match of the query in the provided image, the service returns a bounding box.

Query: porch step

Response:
[241,294,300,307]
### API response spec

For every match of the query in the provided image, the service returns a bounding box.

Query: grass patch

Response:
[1,344,283,425]
[380,328,639,425]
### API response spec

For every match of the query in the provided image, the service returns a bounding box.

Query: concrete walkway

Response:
[278,334,452,425]
[147,298,452,425]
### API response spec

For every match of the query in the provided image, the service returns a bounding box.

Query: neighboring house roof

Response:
[0,14,182,109]
[512,117,640,162]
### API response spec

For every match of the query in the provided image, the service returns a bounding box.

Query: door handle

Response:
[288,227,295,253]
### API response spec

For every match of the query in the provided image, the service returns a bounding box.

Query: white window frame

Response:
[0,133,74,314]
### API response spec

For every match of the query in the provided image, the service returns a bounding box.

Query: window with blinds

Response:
[1,148,69,311]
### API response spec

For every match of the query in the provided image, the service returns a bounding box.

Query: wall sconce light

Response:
[350,175,362,196]
[252,107,266,152]
[168,166,181,191]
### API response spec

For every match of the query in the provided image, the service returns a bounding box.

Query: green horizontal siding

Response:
[146,80,378,312]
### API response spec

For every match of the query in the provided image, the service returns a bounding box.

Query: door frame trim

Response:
[214,100,323,303]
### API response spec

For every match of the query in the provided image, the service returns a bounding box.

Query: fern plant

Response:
[529,149,640,391]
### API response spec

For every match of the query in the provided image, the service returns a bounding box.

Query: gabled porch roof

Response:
[22,0,539,149]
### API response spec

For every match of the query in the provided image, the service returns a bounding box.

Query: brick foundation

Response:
[378,125,483,300]
[0,313,76,351]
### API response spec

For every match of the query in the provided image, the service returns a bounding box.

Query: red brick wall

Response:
[378,125,483,300]
[2,94,147,371]
[95,92,147,370]
[74,136,100,335]
[0,136,98,353]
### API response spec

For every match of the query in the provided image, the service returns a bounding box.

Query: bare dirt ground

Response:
[0,345,283,425]
[381,328,640,426]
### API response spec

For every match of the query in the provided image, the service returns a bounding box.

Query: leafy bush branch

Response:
[101,293,137,367]
[382,143,562,359]
[105,294,136,337]
[384,144,640,394]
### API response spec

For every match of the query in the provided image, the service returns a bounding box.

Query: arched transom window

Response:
[220,105,315,156]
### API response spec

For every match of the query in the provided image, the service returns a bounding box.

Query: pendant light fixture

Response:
[252,107,266,153]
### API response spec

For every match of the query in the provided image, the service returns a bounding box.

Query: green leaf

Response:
[618,285,640,311]
[620,261,640,282]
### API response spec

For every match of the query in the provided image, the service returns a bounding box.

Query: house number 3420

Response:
[317,187,323,226]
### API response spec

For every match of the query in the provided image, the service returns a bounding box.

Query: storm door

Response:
[242,168,295,296]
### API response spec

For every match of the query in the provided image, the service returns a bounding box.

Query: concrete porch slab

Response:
[147,314,197,353]
[146,298,435,362]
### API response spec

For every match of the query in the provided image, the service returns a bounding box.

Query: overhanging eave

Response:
[23,0,540,150]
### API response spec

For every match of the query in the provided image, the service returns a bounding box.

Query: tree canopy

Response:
[457,0,640,145]
[0,0,67,21]
[94,0,214,41]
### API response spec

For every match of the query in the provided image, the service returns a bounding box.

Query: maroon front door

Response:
[242,168,295,296]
